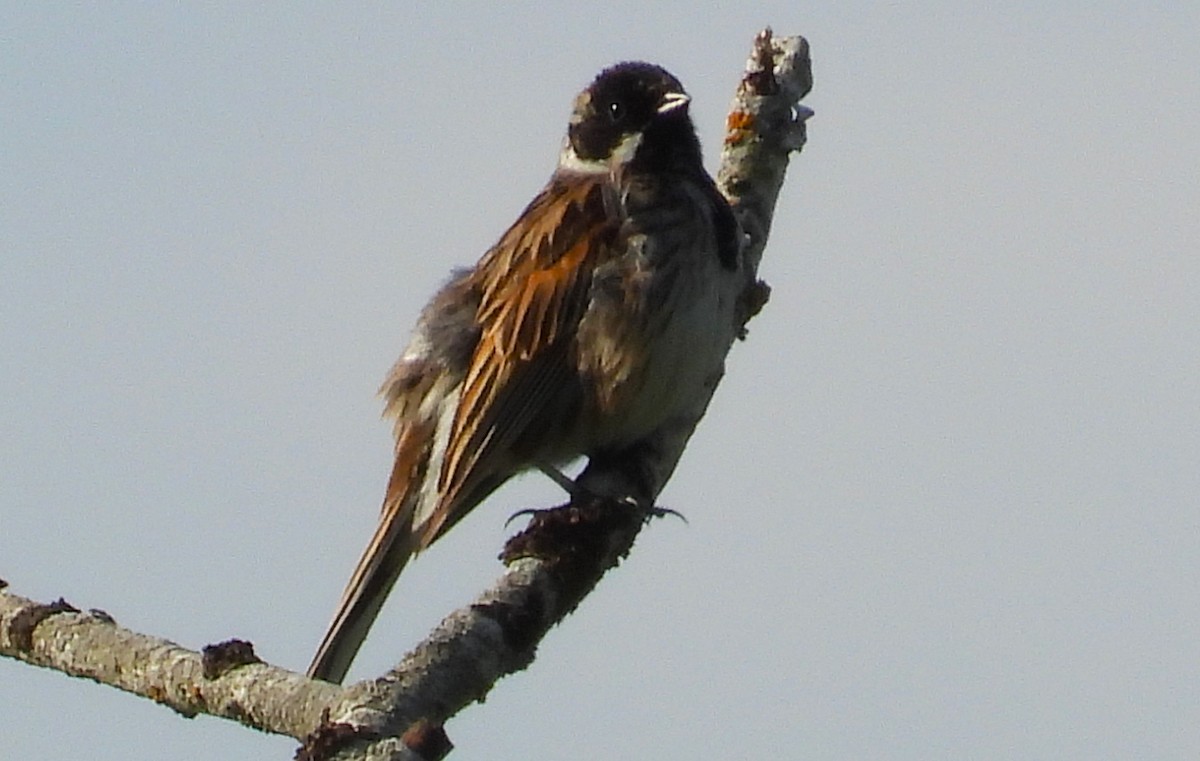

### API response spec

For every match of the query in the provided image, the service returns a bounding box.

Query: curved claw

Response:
[645,504,688,525]
[504,507,546,528]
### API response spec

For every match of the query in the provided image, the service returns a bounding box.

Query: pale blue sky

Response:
[3,4,1198,759]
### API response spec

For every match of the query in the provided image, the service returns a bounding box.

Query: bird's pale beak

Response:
[657,91,691,114]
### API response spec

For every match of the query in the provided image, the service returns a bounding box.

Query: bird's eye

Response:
[607,100,625,122]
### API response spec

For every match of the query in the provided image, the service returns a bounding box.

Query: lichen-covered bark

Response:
[0,586,340,737]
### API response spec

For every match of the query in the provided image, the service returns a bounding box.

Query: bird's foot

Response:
[502,490,685,567]
[505,460,686,528]
[505,489,685,528]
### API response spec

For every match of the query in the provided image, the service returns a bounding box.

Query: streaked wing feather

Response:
[420,176,616,543]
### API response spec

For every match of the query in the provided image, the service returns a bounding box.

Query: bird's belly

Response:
[576,255,738,452]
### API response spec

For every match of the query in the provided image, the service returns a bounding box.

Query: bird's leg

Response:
[504,462,580,527]
[536,462,579,496]
[576,446,688,522]
[511,452,687,526]
[506,455,685,528]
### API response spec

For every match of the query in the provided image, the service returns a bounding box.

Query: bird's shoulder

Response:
[467,171,622,358]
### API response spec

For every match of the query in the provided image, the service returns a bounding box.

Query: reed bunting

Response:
[309,61,741,683]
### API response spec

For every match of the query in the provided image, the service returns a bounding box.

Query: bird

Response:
[308,61,742,683]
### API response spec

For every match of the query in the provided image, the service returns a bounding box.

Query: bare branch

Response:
[720,30,814,276]
[0,583,335,737]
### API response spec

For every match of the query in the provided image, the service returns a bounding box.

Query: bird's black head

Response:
[563,62,702,174]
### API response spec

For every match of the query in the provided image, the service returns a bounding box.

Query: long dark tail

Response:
[307,423,433,683]
[306,504,418,683]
